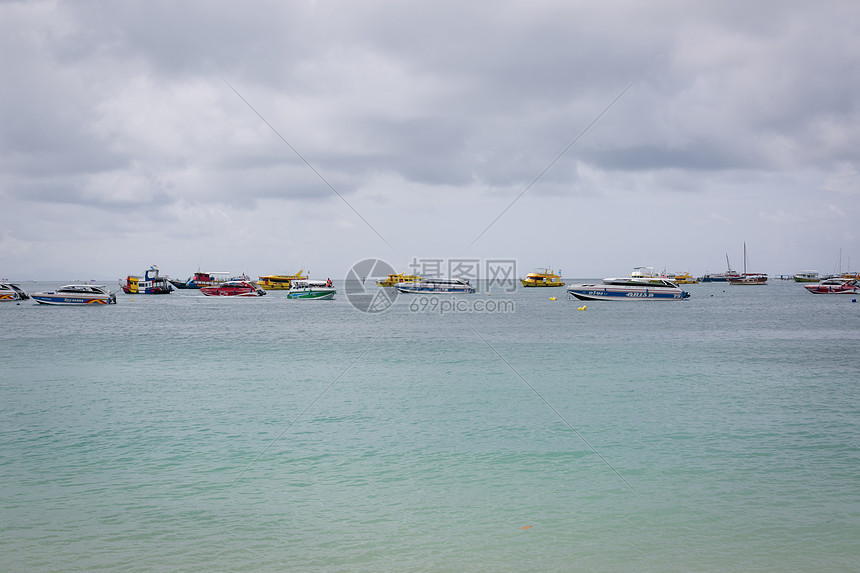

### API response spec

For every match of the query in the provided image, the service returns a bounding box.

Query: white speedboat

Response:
[395,278,476,294]
[287,279,336,300]
[566,267,690,301]
[0,282,30,301]
[32,284,117,305]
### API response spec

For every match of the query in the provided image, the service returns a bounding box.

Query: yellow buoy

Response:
[578,305,587,311]
[549,296,556,301]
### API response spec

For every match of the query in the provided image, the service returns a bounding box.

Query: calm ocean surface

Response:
[2,279,858,572]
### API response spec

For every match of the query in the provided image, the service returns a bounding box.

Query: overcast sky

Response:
[1,0,858,281]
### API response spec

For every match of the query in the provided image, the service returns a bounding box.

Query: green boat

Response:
[286,279,336,300]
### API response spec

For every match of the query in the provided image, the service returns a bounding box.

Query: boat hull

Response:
[200,288,265,297]
[728,276,768,285]
[520,279,565,287]
[286,289,336,300]
[121,284,172,294]
[803,282,860,294]
[566,284,690,301]
[200,281,266,297]
[32,294,115,305]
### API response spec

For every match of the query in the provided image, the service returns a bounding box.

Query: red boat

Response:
[200,280,266,297]
[803,278,860,294]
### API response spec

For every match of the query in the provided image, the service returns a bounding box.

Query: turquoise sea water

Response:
[2,280,859,572]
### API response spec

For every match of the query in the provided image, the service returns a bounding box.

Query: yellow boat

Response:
[672,272,698,284]
[377,272,422,287]
[520,268,565,287]
[258,270,307,290]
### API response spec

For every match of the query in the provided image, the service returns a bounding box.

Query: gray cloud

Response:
[1,0,858,278]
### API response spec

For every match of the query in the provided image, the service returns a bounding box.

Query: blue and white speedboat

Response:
[32,284,117,305]
[566,267,690,301]
[395,278,476,294]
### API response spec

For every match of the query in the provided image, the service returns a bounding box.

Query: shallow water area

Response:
[2,280,859,571]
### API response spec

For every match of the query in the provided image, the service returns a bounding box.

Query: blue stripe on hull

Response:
[567,288,689,301]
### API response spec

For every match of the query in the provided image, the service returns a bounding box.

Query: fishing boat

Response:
[258,270,307,290]
[121,266,173,294]
[793,270,819,283]
[698,254,741,282]
[169,271,231,289]
[200,280,266,297]
[395,278,476,294]
[32,284,117,305]
[566,267,690,301]
[520,268,565,287]
[728,243,768,285]
[286,279,336,300]
[0,282,30,301]
[803,277,860,294]
[377,272,422,287]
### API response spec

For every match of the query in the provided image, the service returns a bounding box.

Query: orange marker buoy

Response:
[520,525,533,529]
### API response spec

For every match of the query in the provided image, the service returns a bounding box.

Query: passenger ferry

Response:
[169,271,231,289]
[520,268,565,287]
[566,267,690,301]
[258,270,307,290]
[377,272,422,287]
[0,282,30,301]
[793,270,819,282]
[395,278,476,294]
[671,272,698,284]
[32,284,117,305]
[121,266,173,294]
[286,279,336,300]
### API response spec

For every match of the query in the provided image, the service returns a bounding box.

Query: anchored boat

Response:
[377,272,422,287]
[169,271,231,289]
[32,284,117,305]
[803,277,860,294]
[0,282,29,301]
[395,278,476,294]
[200,280,266,297]
[520,268,565,287]
[287,279,336,300]
[121,266,173,294]
[566,267,690,301]
[258,270,307,290]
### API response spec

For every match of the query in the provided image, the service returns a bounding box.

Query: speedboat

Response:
[395,278,476,294]
[0,282,30,301]
[377,272,422,287]
[200,280,266,297]
[803,277,860,294]
[258,270,307,290]
[121,266,173,294]
[287,279,336,300]
[566,267,690,301]
[793,270,819,283]
[520,268,565,287]
[32,284,117,305]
